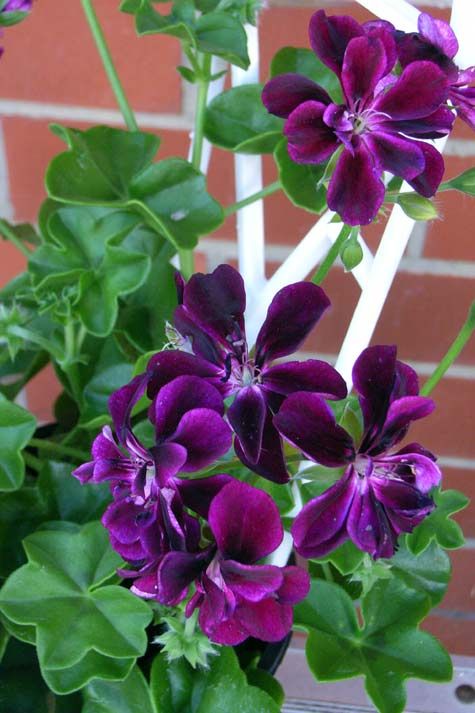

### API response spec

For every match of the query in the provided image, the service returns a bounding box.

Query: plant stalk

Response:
[81,0,138,131]
[0,219,32,257]
[28,438,90,462]
[311,224,353,285]
[224,181,282,217]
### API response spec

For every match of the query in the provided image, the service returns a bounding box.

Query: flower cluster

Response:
[262,10,474,226]
[74,265,441,644]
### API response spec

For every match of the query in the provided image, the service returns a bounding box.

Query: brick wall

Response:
[0,0,473,655]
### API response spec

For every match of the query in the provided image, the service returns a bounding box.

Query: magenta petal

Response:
[235,597,294,643]
[131,573,159,600]
[204,617,248,646]
[347,482,396,558]
[209,480,283,562]
[394,360,420,398]
[177,474,234,519]
[255,282,330,365]
[284,100,339,164]
[262,73,332,119]
[407,141,445,197]
[157,551,207,605]
[108,373,149,454]
[379,395,435,450]
[353,345,397,439]
[228,386,266,464]
[277,566,311,604]
[234,414,289,484]
[451,86,475,132]
[374,61,448,120]
[327,144,385,226]
[274,392,355,467]
[102,499,143,545]
[262,359,347,400]
[173,305,223,365]
[222,560,283,602]
[309,9,364,75]
[418,12,458,59]
[172,408,232,471]
[146,350,224,400]
[386,106,455,139]
[371,474,435,513]
[342,36,387,106]
[182,264,246,344]
[364,132,425,181]
[151,442,187,486]
[364,20,397,74]
[291,468,356,558]
[152,375,224,437]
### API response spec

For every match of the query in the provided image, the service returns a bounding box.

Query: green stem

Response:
[29,438,90,462]
[224,181,282,217]
[321,563,334,583]
[81,0,138,131]
[178,249,194,281]
[421,301,475,396]
[0,219,32,257]
[23,451,42,472]
[311,224,353,285]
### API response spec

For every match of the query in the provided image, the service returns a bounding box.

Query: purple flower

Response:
[156,480,310,645]
[262,10,452,225]
[397,12,475,131]
[144,265,347,483]
[274,346,442,559]
[1,0,32,11]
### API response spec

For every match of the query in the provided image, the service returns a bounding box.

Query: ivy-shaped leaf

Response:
[29,206,151,337]
[38,461,111,524]
[295,579,452,713]
[194,12,249,69]
[83,666,155,713]
[406,488,469,555]
[389,540,450,608]
[270,46,343,103]
[46,127,224,250]
[274,138,327,214]
[0,395,36,492]
[204,84,283,153]
[0,522,152,694]
[151,648,280,713]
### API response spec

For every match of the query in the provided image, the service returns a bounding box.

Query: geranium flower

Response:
[397,12,475,131]
[145,265,347,483]
[156,480,310,645]
[274,345,442,559]
[262,10,453,225]
[1,0,32,11]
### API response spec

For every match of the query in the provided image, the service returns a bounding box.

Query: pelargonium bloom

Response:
[157,480,310,645]
[145,264,347,483]
[274,345,442,559]
[1,0,32,10]
[262,10,453,225]
[397,12,475,131]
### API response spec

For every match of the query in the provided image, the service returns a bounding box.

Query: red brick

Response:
[422,615,475,656]
[25,363,61,424]
[0,241,26,288]
[443,549,475,613]
[0,0,181,113]
[442,469,475,538]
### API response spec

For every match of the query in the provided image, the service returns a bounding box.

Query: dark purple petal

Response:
[385,106,455,139]
[172,408,233,471]
[371,473,435,512]
[418,12,458,59]
[353,345,397,443]
[309,9,364,75]
[262,359,347,400]
[203,616,248,646]
[157,551,208,605]
[284,100,340,164]
[102,499,144,546]
[407,142,445,197]
[291,468,356,558]
[177,474,234,519]
[277,566,311,604]
[234,597,294,643]
[327,144,385,226]
[255,282,330,365]
[262,73,332,119]
[175,271,185,303]
[199,573,235,633]
[376,451,441,494]
[385,501,435,535]
[455,67,475,85]
[393,360,420,398]
[376,395,435,451]
[234,414,290,484]
[150,442,188,487]
[208,480,283,563]
[182,264,246,347]
[108,373,149,454]
[451,86,475,131]
[72,461,95,484]
[364,20,397,74]
[146,350,225,400]
[347,480,397,558]
[228,386,266,464]
[173,305,224,365]
[158,486,189,551]
[364,132,425,181]
[131,573,159,600]
[374,61,448,120]
[396,32,457,79]
[342,36,387,106]
[274,392,355,467]
[152,375,224,438]
[221,560,283,602]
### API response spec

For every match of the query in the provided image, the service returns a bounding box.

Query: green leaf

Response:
[274,139,327,213]
[0,9,30,27]
[0,486,50,579]
[195,12,249,69]
[204,85,284,153]
[406,488,469,554]
[389,540,450,610]
[397,193,439,221]
[38,461,111,523]
[0,395,36,491]
[0,522,152,693]
[443,167,475,195]
[319,541,365,576]
[245,667,285,707]
[296,579,452,713]
[121,0,195,44]
[30,206,151,337]
[83,666,155,713]
[270,46,343,103]
[0,219,40,248]
[151,648,280,713]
